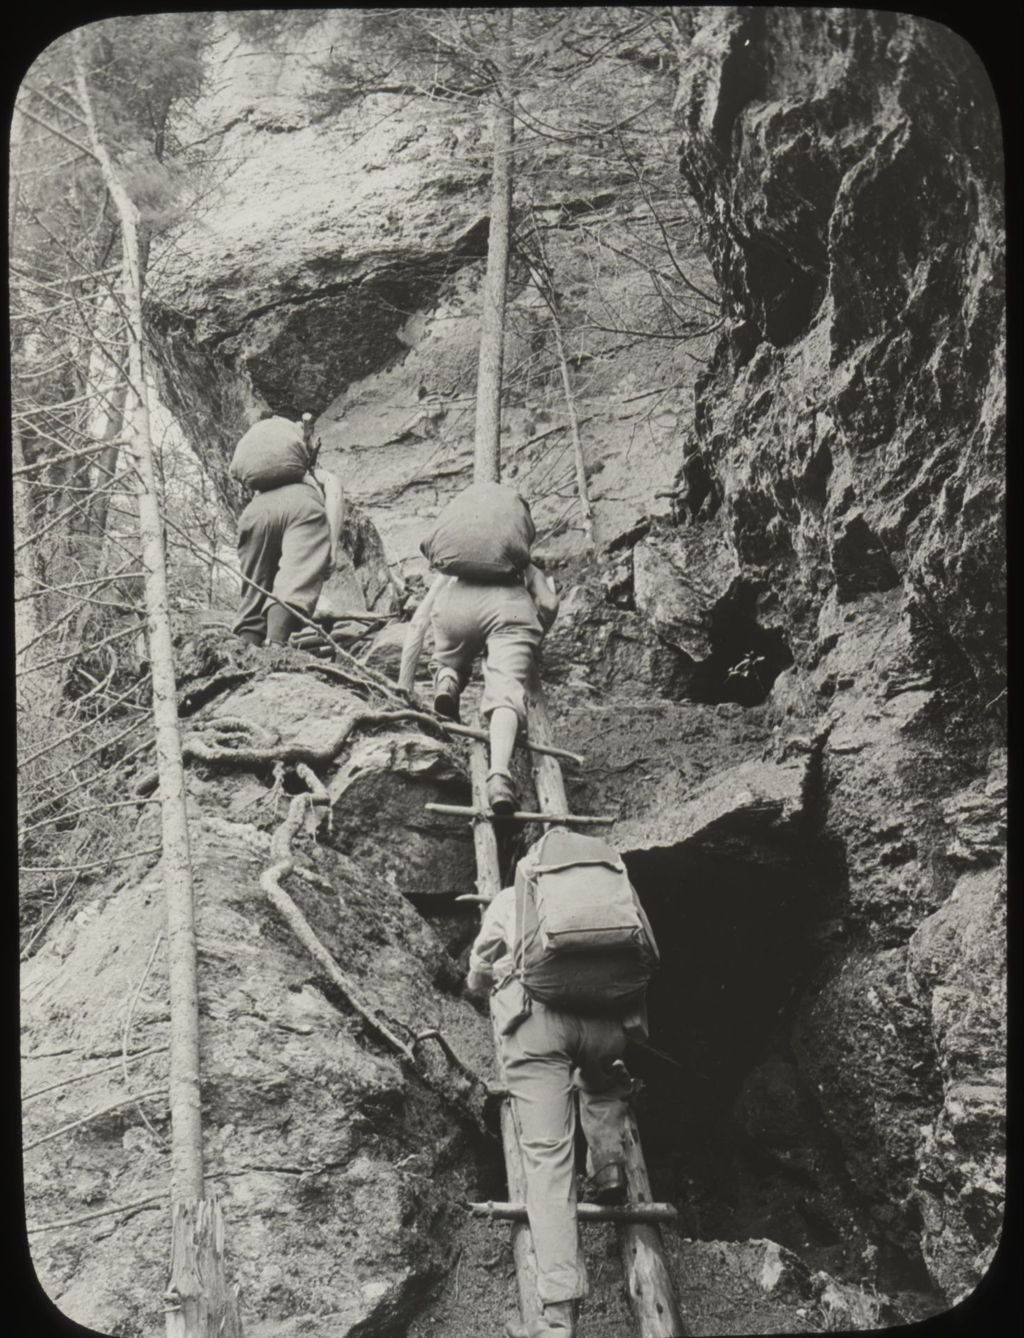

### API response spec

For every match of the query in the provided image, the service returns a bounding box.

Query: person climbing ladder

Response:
[397,480,559,814]
[466,827,660,1338]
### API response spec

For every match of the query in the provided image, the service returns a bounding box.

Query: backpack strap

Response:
[531,857,625,875]
[512,852,533,985]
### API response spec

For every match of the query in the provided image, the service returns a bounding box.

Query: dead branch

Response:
[20,876,82,961]
[22,846,163,876]
[27,1194,165,1235]
[23,1045,170,1102]
[17,678,147,768]
[24,1085,166,1153]
[16,620,145,678]
[122,931,165,1139]
[20,797,160,839]
[12,102,99,161]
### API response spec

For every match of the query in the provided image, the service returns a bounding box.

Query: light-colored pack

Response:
[512,829,659,1014]
[230,416,310,492]
[421,481,535,581]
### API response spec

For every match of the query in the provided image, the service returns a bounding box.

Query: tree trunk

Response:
[73,37,242,1338]
[550,312,594,549]
[13,426,45,715]
[473,6,514,484]
[521,222,595,547]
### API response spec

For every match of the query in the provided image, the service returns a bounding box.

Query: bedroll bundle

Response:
[421,481,535,581]
[230,416,310,492]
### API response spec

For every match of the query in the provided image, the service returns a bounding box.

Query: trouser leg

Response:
[574,1016,630,1178]
[430,585,482,692]
[232,501,282,643]
[502,1008,587,1305]
[479,621,542,730]
[270,509,331,642]
[488,705,519,775]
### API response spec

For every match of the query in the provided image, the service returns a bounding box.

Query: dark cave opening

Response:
[620,840,934,1296]
[683,589,794,707]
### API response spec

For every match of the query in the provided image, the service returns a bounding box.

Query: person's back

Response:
[230,412,332,646]
[467,831,657,1338]
[398,481,559,814]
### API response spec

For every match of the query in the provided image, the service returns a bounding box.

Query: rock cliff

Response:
[22,9,1003,1335]
[670,8,1005,1304]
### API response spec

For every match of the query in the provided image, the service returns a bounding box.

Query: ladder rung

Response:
[424,803,615,825]
[468,1200,677,1224]
[442,721,584,767]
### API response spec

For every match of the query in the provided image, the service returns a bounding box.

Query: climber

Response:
[229,410,344,648]
[396,480,559,815]
[466,828,659,1338]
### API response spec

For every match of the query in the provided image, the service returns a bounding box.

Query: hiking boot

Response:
[266,603,303,645]
[432,671,461,721]
[486,770,519,816]
[586,1160,627,1205]
[505,1300,577,1338]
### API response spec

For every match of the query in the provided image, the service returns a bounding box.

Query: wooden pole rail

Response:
[435,719,583,766]
[469,1201,678,1224]
[424,803,614,824]
[467,725,544,1333]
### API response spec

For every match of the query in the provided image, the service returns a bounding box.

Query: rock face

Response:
[673,8,1004,701]
[670,7,1005,1304]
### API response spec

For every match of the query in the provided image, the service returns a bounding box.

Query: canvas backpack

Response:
[511,829,659,1014]
[230,416,312,492]
[421,481,535,582]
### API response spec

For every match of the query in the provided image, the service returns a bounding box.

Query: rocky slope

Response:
[22,9,1004,1335]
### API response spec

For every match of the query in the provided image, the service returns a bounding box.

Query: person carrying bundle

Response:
[466,828,660,1338]
[229,410,344,647]
[397,480,559,815]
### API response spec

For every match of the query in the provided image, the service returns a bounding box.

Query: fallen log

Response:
[425,803,614,825]
[469,1201,677,1224]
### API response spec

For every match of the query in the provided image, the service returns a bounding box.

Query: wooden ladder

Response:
[441,678,685,1336]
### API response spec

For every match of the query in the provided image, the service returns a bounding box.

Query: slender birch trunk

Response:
[13,426,44,714]
[549,309,594,549]
[521,227,595,547]
[473,6,513,484]
[73,37,242,1338]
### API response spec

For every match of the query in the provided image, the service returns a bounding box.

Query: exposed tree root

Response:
[260,792,416,1064]
[260,778,489,1130]
[183,708,439,769]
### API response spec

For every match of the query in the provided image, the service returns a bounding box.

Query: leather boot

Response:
[266,603,303,644]
[486,770,519,816]
[432,669,462,721]
[505,1300,577,1338]
[586,1160,627,1205]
